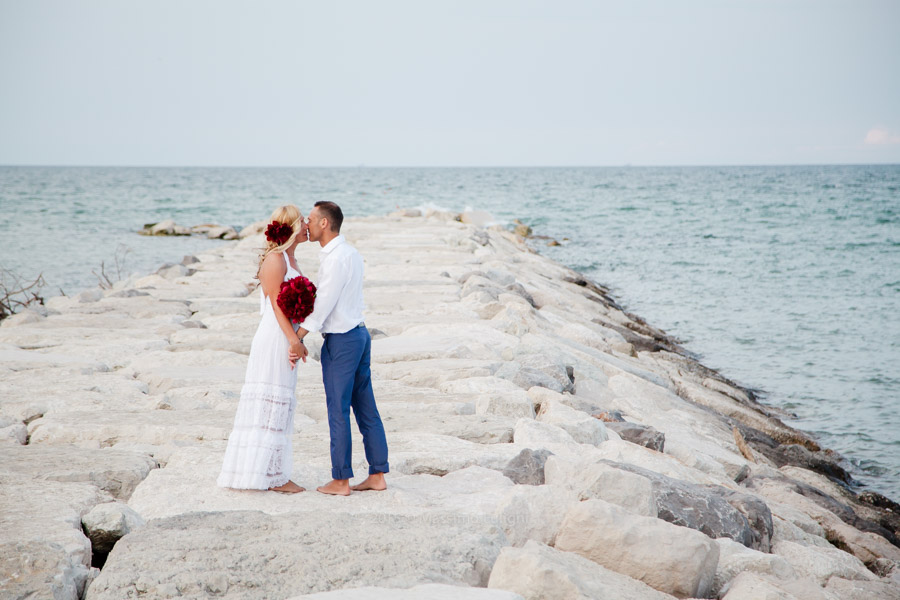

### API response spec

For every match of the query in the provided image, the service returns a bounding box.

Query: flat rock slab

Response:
[28,409,235,447]
[1,477,110,600]
[86,510,508,599]
[0,444,157,500]
[290,584,524,599]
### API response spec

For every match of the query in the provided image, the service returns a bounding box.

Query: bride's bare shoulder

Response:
[259,252,287,277]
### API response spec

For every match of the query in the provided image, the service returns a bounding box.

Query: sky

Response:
[1,0,898,167]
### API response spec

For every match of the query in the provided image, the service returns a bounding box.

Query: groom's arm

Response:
[296,255,349,340]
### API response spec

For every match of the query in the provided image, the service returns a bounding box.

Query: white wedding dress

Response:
[217,252,301,489]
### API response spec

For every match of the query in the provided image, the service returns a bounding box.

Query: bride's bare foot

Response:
[269,480,305,494]
[316,479,351,496]
[350,473,387,491]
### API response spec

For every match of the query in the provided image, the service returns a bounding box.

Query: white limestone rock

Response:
[555,498,720,598]
[86,510,508,598]
[492,484,579,547]
[721,572,804,600]
[592,438,734,487]
[512,418,577,446]
[475,393,535,418]
[1,477,110,600]
[772,539,877,587]
[488,540,677,600]
[543,454,657,516]
[824,576,900,600]
[81,501,146,553]
[27,409,234,447]
[290,584,524,600]
[0,540,98,600]
[0,422,26,444]
[713,537,796,596]
[535,398,608,445]
[0,444,156,500]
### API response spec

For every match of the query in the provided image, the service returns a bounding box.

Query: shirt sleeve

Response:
[300,253,349,334]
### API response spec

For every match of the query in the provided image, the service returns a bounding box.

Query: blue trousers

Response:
[321,325,389,480]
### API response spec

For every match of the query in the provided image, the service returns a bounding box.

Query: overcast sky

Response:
[1,1,898,167]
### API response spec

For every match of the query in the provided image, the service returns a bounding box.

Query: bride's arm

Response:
[259,254,306,363]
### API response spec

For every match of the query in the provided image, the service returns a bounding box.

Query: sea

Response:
[1,165,898,499]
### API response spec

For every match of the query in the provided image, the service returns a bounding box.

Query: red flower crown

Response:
[265,221,293,246]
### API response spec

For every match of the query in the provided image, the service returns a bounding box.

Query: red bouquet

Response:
[277,276,317,323]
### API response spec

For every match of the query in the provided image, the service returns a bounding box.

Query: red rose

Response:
[265,221,293,246]
[277,275,317,323]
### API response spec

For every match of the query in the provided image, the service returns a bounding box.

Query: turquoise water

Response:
[2,165,898,498]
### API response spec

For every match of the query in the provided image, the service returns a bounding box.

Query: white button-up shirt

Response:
[301,235,365,335]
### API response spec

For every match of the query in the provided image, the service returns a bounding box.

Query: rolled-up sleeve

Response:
[300,253,348,333]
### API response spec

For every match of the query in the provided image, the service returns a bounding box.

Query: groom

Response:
[292,201,389,496]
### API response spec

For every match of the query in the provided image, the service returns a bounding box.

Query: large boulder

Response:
[512,419,576,446]
[611,461,765,550]
[720,571,834,600]
[543,455,656,517]
[712,537,796,597]
[86,510,508,598]
[824,577,900,600]
[492,485,579,547]
[488,540,676,600]
[535,399,608,445]
[772,540,877,587]
[555,499,720,598]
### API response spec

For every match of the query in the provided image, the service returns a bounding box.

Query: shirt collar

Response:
[320,234,345,255]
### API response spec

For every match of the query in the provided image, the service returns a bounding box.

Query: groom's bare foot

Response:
[316,479,351,496]
[269,480,305,494]
[350,473,387,491]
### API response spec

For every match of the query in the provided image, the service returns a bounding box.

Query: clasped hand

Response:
[289,339,308,368]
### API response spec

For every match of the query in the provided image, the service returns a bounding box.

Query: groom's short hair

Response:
[314,201,343,232]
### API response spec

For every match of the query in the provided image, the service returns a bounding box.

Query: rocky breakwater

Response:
[1,209,899,600]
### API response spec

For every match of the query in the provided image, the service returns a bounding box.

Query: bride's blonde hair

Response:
[256,204,303,278]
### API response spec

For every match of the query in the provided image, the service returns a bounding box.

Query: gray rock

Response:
[706,486,775,553]
[156,264,195,280]
[504,283,536,308]
[503,448,554,485]
[180,319,207,329]
[109,289,150,298]
[181,255,201,265]
[605,421,665,452]
[771,443,855,485]
[86,510,508,599]
[608,461,762,550]
[81,502,145,554]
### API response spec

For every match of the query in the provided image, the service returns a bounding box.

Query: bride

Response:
[217,205,309,494]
